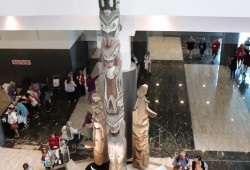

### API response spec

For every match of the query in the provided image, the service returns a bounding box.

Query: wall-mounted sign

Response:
[12,60,31,65]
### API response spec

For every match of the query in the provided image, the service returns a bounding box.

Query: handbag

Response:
[10,123,18,129]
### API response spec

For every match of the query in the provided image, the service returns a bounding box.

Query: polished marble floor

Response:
[2,34,250,169]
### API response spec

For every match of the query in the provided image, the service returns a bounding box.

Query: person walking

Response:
[64,76,77,104]
[86,74,100,103]
[211,38,220,63]
[229,56,237,80]
[243,53,250,78]
[186,36,195,59]
[48,133,62,165]
[236,44,244,69]
[41,148,54,170]
[199,38,207,60]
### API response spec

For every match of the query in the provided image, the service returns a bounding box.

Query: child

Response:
[229,56,237,80]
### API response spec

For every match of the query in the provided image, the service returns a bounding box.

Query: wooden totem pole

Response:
[98,0,127,169]
[132,84,157,169]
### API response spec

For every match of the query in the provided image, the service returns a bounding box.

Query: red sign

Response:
[12,60,31,65]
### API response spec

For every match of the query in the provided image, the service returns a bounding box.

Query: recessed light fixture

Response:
[231,118,234,122]
[179,84,182,87]
[206,101,210,104]
[203,84,206,87]
[156,83,159,86]
[155,100,159,103]
[180,100,184,104]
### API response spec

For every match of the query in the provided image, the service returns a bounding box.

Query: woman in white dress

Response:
[144,51,152,75]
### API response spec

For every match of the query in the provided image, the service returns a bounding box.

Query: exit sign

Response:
[12,60,31,65]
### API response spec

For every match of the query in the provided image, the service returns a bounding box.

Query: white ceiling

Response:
[0,0,250,49]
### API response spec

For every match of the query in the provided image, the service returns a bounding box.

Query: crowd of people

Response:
[186,36,220,63]
[4,81,49,138]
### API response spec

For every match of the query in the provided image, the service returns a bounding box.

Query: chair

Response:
[51,75,61,95]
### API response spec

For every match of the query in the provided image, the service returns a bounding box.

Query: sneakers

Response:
[58,159,61,165]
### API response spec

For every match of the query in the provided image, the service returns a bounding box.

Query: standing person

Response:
[64,76,77,104]
[86,74,100,103]
[7,81,17,102]
[41,148,54,170]
[61,121,80,148]
[6,105,20,138]
[76,70,86,96]
[186,36,195,59]
[81,110,93,140]
[211,38,221,63]
[243,53,250,78]
[144,51,152,75]
[172,151,190,170]
[48,133,61,165]
[199,37,207,60]
[25,93,39,118]
[192,155,208,170]
[22,163,33,170]
[13,100,29,128]
[236,44,244,69]
[228,56,237,80]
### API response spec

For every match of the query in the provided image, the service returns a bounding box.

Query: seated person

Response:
[192,155,208,170]
[61,121,82,148]
[172,151,190,170]
[13,100,29,128]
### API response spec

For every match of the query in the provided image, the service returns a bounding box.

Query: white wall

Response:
[0,31,82,49]
[1,0,250,18]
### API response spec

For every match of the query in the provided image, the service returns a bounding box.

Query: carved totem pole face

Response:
[100,10,120,47]
[108,134,126,166]
[102,40,121,79]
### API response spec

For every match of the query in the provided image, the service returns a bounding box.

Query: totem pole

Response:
[98,0,127,170]
[90,93,109,165]
[132,84,157,169]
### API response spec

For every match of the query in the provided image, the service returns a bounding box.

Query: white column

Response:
[119,31,132,71]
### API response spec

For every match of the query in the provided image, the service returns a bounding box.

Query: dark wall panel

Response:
[132,31,148,66]
[70,40,89,73]
[220,33,239,65]
[0,49,71,86]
